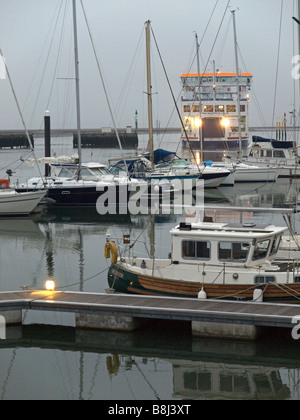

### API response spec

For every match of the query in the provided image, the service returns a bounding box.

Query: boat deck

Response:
[0,290,300,329]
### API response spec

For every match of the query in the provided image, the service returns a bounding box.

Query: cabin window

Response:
[182,241,211,260]
[80,168,94,177]
[273,150,285,158]
[192,105,200,113]
[270,235,282,256]
[261,150,272,158]
[254,276,276,284]
[252,239,270,261]
[218,242,250,263]
[184,105,191,113]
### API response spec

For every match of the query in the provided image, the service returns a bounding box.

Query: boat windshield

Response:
[252,239,271,261]
[88,167,111,176]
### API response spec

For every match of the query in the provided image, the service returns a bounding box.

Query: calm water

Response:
[1,136,300,401]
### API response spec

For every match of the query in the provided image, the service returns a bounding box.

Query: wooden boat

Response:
[106,221,300,303]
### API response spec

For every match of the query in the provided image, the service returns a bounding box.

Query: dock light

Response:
[220,117,230,128]
[45,280,55,291]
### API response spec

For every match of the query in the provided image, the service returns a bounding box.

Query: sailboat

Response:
[110,21,232,190]
[15,0,135,208]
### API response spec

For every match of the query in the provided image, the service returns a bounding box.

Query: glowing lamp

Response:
[45,280,55,291]
[221,117,230,128]
[195,117,202,128]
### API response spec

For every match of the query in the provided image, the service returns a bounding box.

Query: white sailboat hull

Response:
[0,190,46,216]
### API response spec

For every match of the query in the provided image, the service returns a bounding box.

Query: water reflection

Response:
[0,322,299,400]
[0,180,300,399]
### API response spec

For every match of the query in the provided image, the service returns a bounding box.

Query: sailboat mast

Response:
[72,0,82,179]
[145,20,154,169]
[195,33,203,162]
[232,10,242,158]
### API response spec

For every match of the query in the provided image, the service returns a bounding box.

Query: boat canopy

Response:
[252,136,294,149]
[143,149,178,165]
[110,149,181,176]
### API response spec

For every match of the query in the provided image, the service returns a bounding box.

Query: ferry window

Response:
[240,105,246,112]
[215,105,224,112]
[204,105,214,113]
[270,235,282,256]
[218,242,250,263]
[252,240,270,261]
[182,241,211,260]
[184,105,191,113]
[227,105,236,113]
[192,105,200,113]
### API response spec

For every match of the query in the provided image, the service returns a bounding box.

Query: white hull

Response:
[0,190,46,216]
[235,167,278,183]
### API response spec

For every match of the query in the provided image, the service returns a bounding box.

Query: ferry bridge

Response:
[1,290,300,341]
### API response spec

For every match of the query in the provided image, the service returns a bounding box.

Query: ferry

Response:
[181,71,253,160]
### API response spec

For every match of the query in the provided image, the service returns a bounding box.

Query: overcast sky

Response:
[0,0,298,131]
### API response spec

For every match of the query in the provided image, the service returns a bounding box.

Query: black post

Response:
[44,110,51,177]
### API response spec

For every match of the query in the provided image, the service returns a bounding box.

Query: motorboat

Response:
[245,136,300,178]
[106,220,300,303]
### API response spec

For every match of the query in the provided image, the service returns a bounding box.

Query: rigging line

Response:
[0,46,45,183]
[22,1,63,113]
[29,0,67,128]
[45,1,70,112]
[199,0,219,47]
[80,0,129,175]
[202,0,231,75]
[271,0,284,139]
[114,26,145,120]
[216,13,232,69]
[150,27,201,173]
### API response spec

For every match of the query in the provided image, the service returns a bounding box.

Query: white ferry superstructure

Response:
[180,72,253,159]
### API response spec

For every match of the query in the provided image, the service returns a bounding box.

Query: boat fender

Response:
[105,241,118,264]
[198,287,207,299]
[253,287,263,303]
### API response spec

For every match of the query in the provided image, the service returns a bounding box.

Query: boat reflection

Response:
[1,322,298,400]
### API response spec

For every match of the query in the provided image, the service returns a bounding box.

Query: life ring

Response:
[105,241,118,264]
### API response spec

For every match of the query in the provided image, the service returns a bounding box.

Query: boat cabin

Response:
[247,136,299,165]
[170,222,287,268]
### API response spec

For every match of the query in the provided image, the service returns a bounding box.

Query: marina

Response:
[1,0,300,403]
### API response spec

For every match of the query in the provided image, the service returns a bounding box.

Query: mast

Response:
[72,0,82,179]
[145,20,154,169]
[195,33,203,162]
[232,9,242,159]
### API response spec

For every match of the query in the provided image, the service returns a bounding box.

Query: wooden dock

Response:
[1,290,300,340]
